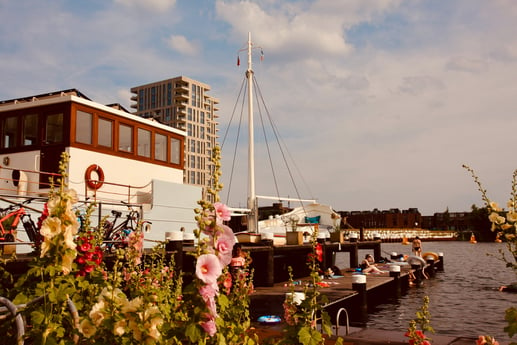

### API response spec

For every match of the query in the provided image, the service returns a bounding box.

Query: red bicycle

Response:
[0,199,40,246]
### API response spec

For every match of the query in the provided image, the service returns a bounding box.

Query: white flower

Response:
[89,300,106,326]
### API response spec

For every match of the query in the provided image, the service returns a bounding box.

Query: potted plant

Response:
[282,214,303,245]
[329,212,344,243]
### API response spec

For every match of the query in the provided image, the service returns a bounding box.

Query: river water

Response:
[335,241,516,344]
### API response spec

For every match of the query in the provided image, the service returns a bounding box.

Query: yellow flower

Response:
[40,239,51,257]
[488,212,506,225]
[507,212,517,223]
[100,287,126,304]
[62,251,77,275]
[40,217,62,239]
[489,201,501,211]
[122,297,142,314]
[89,300,106,326]
[79,318,97,338]
[63,225,77,250]
[47,195,62,213]
[128,320,142,341]
[68,188,79,204]
[113,319,127,336]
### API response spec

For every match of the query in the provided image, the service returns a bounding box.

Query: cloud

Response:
[445,56,488,73]
[167,35,201,56]
[114,0,176,12]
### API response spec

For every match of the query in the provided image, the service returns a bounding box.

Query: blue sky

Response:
[1,0,517,215]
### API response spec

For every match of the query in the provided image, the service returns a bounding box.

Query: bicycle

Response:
[0,199,40,247]
[102,205,146,252]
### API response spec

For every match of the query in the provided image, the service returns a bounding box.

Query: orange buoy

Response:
[401,236,409,245]
[85,164,105,190]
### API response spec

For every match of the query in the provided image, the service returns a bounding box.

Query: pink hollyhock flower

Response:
[196,254,222,285]
[215,226,236,266]
[201,316,217,337]
[214,202,231,223]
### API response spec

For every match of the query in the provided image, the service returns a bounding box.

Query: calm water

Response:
[336,241,516,344]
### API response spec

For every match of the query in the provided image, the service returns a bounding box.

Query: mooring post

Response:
[165,235,183,275]
[349,243,359,268]
[425,257,436,278]
[352,274,368,324]
[265,246,274,287]
[373,241,381,261]
[436,252,444,271]
[389,264,401,299]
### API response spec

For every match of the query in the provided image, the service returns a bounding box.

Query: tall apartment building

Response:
[130,76,219,196]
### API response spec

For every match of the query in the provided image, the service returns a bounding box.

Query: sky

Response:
[1,0,517,216]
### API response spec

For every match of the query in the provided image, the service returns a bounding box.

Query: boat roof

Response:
[0,88,186,137]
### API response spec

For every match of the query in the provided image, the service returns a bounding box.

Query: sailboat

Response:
[227,33,340,244]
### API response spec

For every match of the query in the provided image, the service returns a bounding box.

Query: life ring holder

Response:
[422,252,439,262]
[407,255,426,267]
[85,164,105,190]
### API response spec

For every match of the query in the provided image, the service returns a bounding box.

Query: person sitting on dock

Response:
[360,254,382,274]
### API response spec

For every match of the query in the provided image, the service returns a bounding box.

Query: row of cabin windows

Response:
[1,111,181,166]
[1,113,63,149]
[75,110,181,165]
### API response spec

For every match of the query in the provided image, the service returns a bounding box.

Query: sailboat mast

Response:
[246,32,257,233]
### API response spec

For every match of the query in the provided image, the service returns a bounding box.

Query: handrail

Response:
[0,295,79,344]
[0,296,25,345]
[335,307,350,336]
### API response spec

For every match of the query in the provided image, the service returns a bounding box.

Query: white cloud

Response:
[167,35,201,56]
[114,0,176,12]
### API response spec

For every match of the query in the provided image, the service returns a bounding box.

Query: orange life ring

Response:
[85,164,104,190]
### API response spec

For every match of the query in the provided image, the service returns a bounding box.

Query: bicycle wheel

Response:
[111,229,131,249]
[4,233,15,243]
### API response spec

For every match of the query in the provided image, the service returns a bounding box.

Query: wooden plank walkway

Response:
[250,263,411,323]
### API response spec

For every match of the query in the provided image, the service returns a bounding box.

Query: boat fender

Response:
[407,255,426,267]
[85,164,105,190]
[422,252,439,262]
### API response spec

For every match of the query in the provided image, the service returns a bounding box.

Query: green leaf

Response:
[31,310,46,324]
[185,323,202,342]
[298,327,323,345]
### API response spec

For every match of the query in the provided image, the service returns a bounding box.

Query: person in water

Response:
[412,236,422,256]
[360,254,382,274]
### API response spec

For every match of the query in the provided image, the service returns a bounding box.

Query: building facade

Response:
[340,208,422,229]
[130,76,219,195]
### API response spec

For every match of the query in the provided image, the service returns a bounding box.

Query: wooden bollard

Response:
[424,256,436,278]
[389,264,401,299]
[165,233,183,275]
[437,252,444,271]
[352,274,368,324]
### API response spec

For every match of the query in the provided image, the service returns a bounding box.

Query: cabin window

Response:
[76,110,92,144]
[23,114,38,146]
[119,123,133,152]
[170,137,181,165]
[2,116,19,148]
[98,117,113,148]
[45,113,63,144]
[137,128,151,158]
[155,133,167,161]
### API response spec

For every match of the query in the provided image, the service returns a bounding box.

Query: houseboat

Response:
[0,89,201,251]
